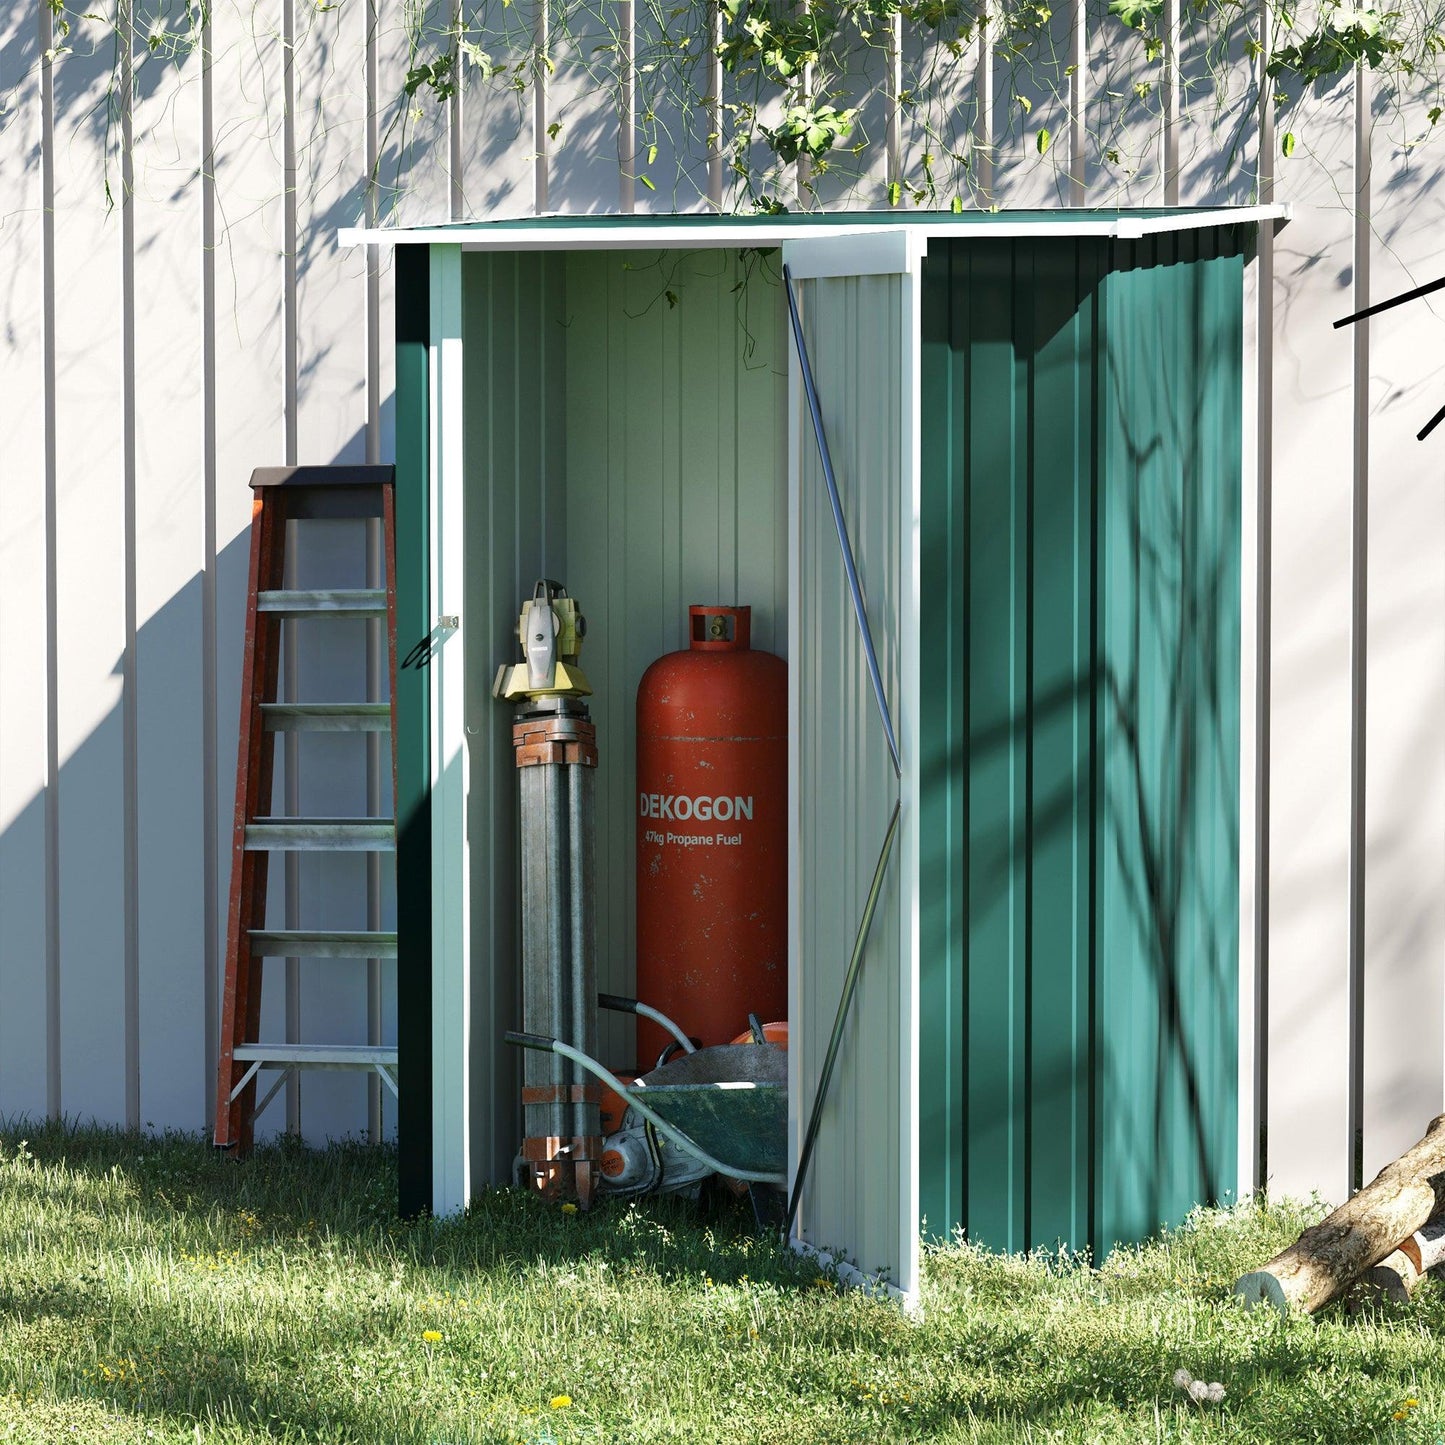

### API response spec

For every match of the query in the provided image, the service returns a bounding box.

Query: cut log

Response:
[1350,1250,1418,1310]
[1349,1215,1445,1310]
[1234,1113,1445,1314]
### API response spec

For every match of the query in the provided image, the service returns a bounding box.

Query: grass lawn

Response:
[0,1124,1440,1443]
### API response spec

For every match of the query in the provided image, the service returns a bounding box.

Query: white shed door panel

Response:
[785,241,920,1305]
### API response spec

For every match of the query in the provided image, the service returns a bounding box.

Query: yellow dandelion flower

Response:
[1394,1411,1409,1422]
[560,1202,578,1215]
[1405,1398,1420,1408]
[422,1330,443,1343]
[550,1394,573,1409]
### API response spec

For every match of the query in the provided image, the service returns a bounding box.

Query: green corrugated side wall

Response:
[919,229,1244,1258]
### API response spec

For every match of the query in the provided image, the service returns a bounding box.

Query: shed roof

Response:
[339,204,1289,251]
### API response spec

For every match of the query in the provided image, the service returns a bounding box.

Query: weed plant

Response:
[0,1122,1439,1442]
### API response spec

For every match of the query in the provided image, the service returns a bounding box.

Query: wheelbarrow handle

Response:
[595,993,695,1055]
[504,1030,556,1053]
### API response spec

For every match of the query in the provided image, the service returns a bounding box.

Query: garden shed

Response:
[343,207,1285,1304]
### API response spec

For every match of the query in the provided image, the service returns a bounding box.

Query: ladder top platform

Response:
[249,465,396,490]
[248,466,396,519]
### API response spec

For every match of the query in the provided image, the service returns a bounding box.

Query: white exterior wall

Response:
[0,0,1441,1205]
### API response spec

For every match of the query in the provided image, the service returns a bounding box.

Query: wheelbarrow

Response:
[504,1004,787,1191]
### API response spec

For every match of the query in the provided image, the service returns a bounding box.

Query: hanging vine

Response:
[14,0,1445,217]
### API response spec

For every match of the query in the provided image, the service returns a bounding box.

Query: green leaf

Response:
[1036,126,1051,155]
[647,143,659,164]
[1281,130,1296,157]
[1430,105,1442,123]
[1108,0,1163,28]
[640,174,657,191]
[888,179,902,207]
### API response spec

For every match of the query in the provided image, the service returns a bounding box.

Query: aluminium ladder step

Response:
[227,1043,399,1110]
[248,929,398,959]
[260,702,392,732]
[244,818,396,851]
[232,1043,398,1068]
[257,588,388,618]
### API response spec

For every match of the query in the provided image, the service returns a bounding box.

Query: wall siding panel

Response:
[1360,89,1445,1182]
[1265,101,1358,1205]
[132,26,209,1129]
[0,8,52,1121]
[50,27,128,1125]
[290,0,380,1142]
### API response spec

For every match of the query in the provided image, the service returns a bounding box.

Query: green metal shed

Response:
[344,206,1283,1304]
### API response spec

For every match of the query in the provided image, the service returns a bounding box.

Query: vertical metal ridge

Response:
[40,0,62,1121]
[1021,247,1036,1251]
[120,0,141,1131]
[618,0,635,213]
[533,0,550,213]
[201,0,220,1125]
[1251,0,1274,1195]
[1162,0,1180,202]
[283,0,301,1136]
[707,2,724,208]
[365,0,380,447]
[365,0,383,1145]
[1346,60,1370,1195]
[449,0,464,219]
[1085,238,1102,1253]
[975,5,993,204]
[1068,0,1086,204]
[886,9,902,199]
[283,0,297,463]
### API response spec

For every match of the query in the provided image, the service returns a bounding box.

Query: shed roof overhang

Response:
[339,204,1290,252]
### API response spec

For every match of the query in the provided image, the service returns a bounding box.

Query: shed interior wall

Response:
[461,248,789,1179]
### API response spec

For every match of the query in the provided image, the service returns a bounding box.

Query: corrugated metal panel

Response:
[793,273,906,1286]
[1096,229,1242,1249]
[919,232,1241,1258]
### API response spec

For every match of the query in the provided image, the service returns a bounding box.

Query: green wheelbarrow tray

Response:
[504,1032,788,1186]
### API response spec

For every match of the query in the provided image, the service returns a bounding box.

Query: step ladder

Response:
[214,465,399,1154]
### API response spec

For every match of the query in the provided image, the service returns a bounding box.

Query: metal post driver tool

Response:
[494,580,602,1207]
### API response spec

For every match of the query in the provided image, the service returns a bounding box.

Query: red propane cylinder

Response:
[635,605,787,1068]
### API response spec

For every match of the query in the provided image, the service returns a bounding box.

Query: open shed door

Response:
[783,233,922,1306]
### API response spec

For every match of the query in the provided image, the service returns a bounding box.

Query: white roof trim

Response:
[337,205,1289,251]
